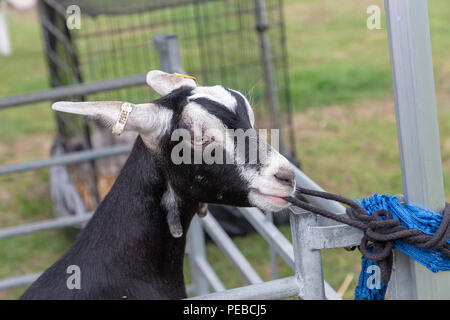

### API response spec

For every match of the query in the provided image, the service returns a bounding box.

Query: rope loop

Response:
[284,187,450,284]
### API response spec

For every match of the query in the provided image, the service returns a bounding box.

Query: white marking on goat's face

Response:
[188,86,254,127]
[182,102,227,133]
[228,88,255,128]
[190,86,237,112]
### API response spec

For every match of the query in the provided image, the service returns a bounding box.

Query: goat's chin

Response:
[248,190,292,212]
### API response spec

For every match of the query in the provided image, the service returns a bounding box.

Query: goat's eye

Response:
[192,135,214,146]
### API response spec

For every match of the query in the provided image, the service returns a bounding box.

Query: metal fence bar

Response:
[265,211,279,279]
[290,208,326,300]
[0,74,147,110]
[385,0,450,300]
[202,213,263,285]
[0,271,195,295]
[323,281,342,300]
[0,214,92,240]
[254,0,284,153]
[153,34,184,74]
[0,273,41,291]
[187,276,298,300]
[307,224,362,250]
[238,207,341,300]
[0,144,132,176]
[187,216,210,296]
[239,207,294,269]
[193,257,226,293]
[189,275,342,300]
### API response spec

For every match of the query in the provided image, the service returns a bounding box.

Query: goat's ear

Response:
[146,70,197,96]
[52,101,161,133]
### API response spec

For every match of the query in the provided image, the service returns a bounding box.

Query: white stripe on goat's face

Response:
[190,86,237,112]
[52,70,295,212]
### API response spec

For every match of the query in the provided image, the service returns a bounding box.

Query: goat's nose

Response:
[274,167,295,187]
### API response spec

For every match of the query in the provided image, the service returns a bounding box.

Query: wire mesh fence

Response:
[39,0,294,147]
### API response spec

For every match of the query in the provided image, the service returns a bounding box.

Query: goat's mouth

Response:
[248,188,293,212]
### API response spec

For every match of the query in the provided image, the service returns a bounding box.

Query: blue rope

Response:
[354,194,450,300]
[355,255,388,300]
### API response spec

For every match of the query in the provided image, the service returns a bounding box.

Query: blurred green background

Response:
[1,0,450,300]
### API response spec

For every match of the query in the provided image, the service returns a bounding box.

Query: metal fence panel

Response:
[385,0,450,299]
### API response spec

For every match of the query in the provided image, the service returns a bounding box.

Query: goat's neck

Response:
[85,136,197,293]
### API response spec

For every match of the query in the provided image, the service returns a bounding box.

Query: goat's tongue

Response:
[265,195,288,205]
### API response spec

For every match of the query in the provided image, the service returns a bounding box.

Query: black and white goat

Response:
[20,71,296,300]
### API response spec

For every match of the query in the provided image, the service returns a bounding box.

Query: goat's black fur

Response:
[21,137,198,299]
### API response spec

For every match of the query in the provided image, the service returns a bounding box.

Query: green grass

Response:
[289,62,391,109]
[1,0,450,300]
[0,10,54,142]
[284,0,450,109]
[0,104,55,142]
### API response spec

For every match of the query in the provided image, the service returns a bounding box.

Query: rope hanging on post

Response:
[284,187,450,286]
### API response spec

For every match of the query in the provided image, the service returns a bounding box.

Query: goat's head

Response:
[53,70,296,214]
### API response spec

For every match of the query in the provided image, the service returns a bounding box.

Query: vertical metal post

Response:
[265,211,278,279]
[385,0,450,299]
[187,216,210,295]
[254,0,284,154]
[153,34,185,74]
[290,208,326,300]
[0,1,11,56]
[153,34,209,295]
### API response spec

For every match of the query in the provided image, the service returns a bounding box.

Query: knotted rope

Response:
[284,186,450,285]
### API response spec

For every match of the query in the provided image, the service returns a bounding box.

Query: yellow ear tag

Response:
[173,72,198,84]
[112,102,133,136]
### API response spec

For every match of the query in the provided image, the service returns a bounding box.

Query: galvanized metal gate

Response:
[0,29,342,299]
[0,0,449,299]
